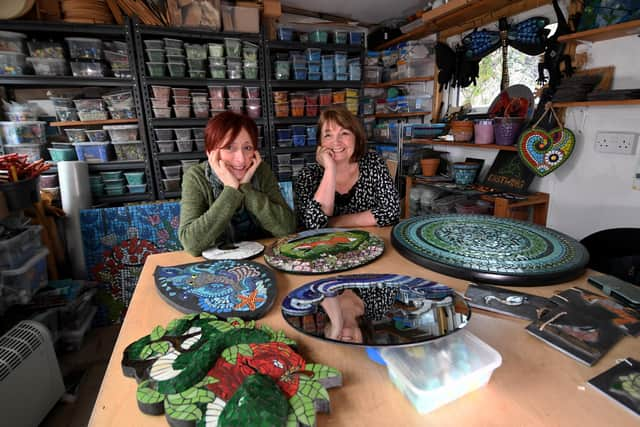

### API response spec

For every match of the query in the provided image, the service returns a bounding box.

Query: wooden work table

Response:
[89,227,639,427]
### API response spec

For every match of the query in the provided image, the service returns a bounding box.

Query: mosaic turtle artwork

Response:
[264,228,385,274]
[282,274,470,347]
[122,313,343,427]
[202,241,264,261]
[154,260,276,320]
[392,215,589,286]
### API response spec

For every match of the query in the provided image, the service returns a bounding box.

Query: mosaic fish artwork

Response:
[392,215,589,286]
[154,260,276,320]
[264,228,385,274]
[122,313,343,427]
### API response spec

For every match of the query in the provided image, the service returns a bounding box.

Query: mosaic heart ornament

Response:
[518,127,576,177]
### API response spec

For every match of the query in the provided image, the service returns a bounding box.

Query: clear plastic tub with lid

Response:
[0,225,42,270]
[0,248,49,306]
[72,142,110,162]
[70,61,104,77]
[0,51,25,75]
[65,37,102,60]
[380,329,501,414]
[0,121,46,144]
[0,31,26,53]
[224,38,241,57]
[112,141,144,161]
[27,41,64,58]
[103,124,139,142]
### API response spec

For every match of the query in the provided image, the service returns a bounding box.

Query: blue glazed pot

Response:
[452,162,481,186]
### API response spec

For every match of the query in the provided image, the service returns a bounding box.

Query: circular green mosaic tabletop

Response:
[391,215,589,286]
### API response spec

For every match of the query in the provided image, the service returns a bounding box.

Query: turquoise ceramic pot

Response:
[452,162,481,186]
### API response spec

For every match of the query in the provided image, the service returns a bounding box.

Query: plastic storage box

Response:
[380,330,501,414]
[0,121,46,144]
[0,225,42,270]
[0,248,49,306]
[60,305,97,351]
[73,142,110,162]
[4,143,44,163]
[112,141,144,161]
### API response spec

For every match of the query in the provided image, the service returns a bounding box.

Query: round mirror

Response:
[281,274,471,347]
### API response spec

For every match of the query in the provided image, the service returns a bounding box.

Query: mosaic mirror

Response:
[154,260,276,319]
[281,274,470,347]
[264,228,385,274]
[392,215,589,286]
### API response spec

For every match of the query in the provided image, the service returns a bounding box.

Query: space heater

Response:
[0,321,65,427]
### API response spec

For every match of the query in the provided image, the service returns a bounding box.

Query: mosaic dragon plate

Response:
[281,274,470,347]
[154,260,276,319]
[263,228,385,274]
[392,215,589,286]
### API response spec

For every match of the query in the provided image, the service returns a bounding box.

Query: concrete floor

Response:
[41,324,121,427]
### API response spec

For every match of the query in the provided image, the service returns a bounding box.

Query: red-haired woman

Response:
[179,111,296,256]
[294,106,400,229]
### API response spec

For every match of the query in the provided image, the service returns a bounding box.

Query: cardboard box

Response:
[222,3,259,33]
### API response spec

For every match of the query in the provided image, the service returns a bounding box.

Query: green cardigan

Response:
[179,161,296,256]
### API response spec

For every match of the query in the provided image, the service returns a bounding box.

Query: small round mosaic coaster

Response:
[154,259,276,319]
[392,215,589,286]
[202,241,264,260]
[264,228,385,274]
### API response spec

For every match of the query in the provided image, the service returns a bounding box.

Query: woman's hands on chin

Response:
[208,149,239,189]
[240,150,262,185]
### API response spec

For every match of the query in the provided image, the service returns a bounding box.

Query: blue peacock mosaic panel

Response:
[80,202,181,324]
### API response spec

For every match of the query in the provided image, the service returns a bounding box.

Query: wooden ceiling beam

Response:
[440,0,552,39]
[374,0,552,49]
[281,5,374,26]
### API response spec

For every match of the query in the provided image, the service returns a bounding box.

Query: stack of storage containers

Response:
[102,89,136,120]
[104,40,131,78]
[277,26,363,46]
[66,37,105,77]
[0,224,49,314]
[184,42,207,78]
[104,124,142,162]
[26,39,67,76]
[0,120,47,163]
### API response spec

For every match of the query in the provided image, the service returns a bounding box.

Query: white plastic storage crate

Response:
[380,329,502,414]
[0,247,49,306]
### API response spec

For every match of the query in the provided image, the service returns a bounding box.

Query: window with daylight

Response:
[458,23,558,111]
[459,48,541,110]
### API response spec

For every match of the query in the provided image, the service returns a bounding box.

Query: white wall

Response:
[441,35,640,240]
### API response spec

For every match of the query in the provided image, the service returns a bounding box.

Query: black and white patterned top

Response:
[293,151,401,229]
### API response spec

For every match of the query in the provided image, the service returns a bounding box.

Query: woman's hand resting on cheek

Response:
[240,150,262,185]
[208,149,239,189]
[316,146,336,171]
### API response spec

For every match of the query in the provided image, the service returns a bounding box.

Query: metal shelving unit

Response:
[133,21,269,200]
[264,38,365,178]
[0,19,156,205]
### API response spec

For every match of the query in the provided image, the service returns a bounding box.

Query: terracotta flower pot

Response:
[420,158,440,176]
[450,120,474,142]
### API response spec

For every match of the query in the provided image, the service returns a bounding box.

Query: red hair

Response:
[204,111,258,153]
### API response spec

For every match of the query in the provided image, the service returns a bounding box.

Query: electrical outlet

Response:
[595,132,637,154]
